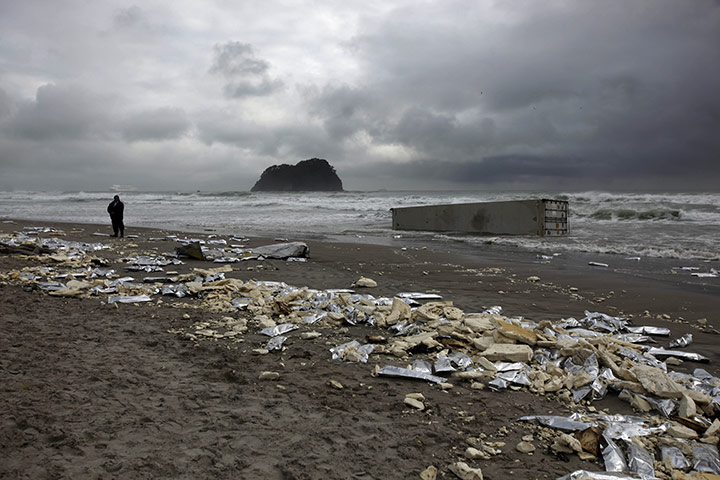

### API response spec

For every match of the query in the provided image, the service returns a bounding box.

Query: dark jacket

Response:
[107,199,124,219]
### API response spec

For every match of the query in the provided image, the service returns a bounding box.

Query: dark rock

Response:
[251,158,343,192]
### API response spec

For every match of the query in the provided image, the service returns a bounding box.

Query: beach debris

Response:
[260,323,298,337]
[448,461,483,480]
[328,380,343,390]
[670,333,694,348]
[108,294,152,303]
[588,262,609,267]
[376,366,445,384]
[404,393,425,410]
[265,336,287,351]
[176,242,205,260]
[516,441,536,453]
[352,277,377,288]
[258,371,280,381]
[330,340,374,363]
[250,242,308,259]
[5,224,720,480]
[420,466,438,480]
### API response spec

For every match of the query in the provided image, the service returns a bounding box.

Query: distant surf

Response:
[1,190,718,260]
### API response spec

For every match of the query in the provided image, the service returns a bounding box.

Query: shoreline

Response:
[2,218,720,478]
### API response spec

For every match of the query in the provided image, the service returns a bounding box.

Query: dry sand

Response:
[1,219,719,479]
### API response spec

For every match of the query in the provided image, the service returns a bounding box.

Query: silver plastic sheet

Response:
[260,323,299,337]
[488,377,509,390]
[620,347,666,371]
[495,362,527,372]
[626,326,671,336]
[377,365,446,384]
[330,341,374,363]
[669,333,693,348]
[613,334,656,344]
[391,320,422,336]
[412,359,434,375]
[603,420,663,441]
[496,368,531,386]
[573,387,591,402]
[396,292,443,301]
[660,446,690,471]
[602,434,628,472]
[127,265,164,272]
[108,294,152,303]
[591,376,609,400]
[519,415,594,432]
[434,356,456,373]
[647,347,709,363]
[36,281,67,291]
[693,443,720,474]
[266,336,287,351]
[583,311,628,333]
[556,472,650,480]
[482,305,503,315]
[448,352,473,369]
[693,368,718,382]
[161,284,190,297]
[143,276,175,283]
[626,441,655,477]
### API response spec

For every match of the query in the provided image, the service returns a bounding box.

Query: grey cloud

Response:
[6,84,113,141]
[305,84,386,140]
[113,6,144,29]
[316,1,720,188]
[0,88,12,118]
[210,42,269,76]
[197,112,341,160]
[121,107,190,142]
[210,41,283,98]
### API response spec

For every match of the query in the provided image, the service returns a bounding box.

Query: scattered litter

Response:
[330,340,374,363]
[588,262,609,267]
[108,295,152,304]
[669,333,693,348]
[377,366,445,384]
[647,347,709,363]
[260,323,298,337]
[251,242,308,259]
[352,277,378,288]
[265,336,287,351]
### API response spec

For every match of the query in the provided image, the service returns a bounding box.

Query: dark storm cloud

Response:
[210,41,283,98]
[6,84,113,141]
[196,111,342,160]
[293,1,720,188]
[1,1,719,191]
[121,107,190,142]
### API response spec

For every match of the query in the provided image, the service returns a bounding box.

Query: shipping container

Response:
[391,199,568,236]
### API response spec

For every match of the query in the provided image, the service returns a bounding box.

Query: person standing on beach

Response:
[107,195,124,237]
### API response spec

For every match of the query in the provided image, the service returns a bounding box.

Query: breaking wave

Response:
[588,208,681,221]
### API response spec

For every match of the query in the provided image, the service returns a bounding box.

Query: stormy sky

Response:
[1,1,719,192]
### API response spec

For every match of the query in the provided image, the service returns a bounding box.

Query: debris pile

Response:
[2,225,719,480]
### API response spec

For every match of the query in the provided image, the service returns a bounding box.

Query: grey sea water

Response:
[1,190,719,261]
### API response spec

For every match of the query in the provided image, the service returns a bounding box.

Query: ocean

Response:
[1,190,718,261]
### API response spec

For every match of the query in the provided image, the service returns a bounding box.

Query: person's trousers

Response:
[111,217,124,237]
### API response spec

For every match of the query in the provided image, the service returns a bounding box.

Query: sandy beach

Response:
[2,219,719,479]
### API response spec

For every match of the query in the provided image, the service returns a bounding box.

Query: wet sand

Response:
[1,219,719,479]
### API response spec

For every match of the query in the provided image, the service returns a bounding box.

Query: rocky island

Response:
[251,158,344,192]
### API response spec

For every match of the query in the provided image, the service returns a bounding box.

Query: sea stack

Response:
[251,158,344,192]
